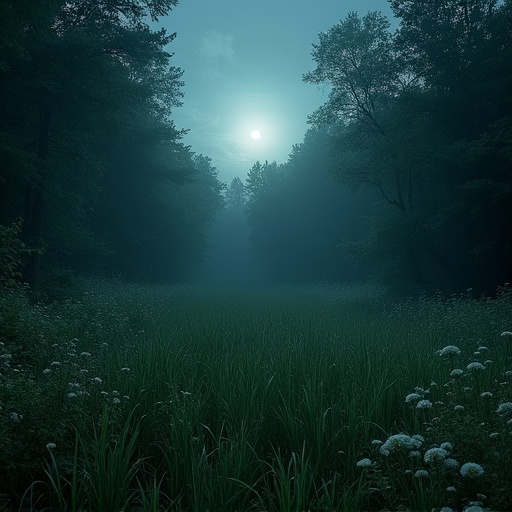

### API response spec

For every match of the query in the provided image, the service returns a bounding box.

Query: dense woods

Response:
[0,0,224,290]
[1,0,511,293]
[238,0,512,294]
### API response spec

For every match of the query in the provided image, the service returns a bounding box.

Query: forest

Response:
[1,1,512,511]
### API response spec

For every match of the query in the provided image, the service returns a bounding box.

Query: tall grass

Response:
[0,281,511,511]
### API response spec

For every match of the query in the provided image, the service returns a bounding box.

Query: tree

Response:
[0,0,184,287]
[226,177,247,210]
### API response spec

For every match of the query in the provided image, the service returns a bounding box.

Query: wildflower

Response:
[424,447,448,463]
[440,508,454,512]
[80,352,91,357]
[43,368,51,374]
[500,331,512,337]
[371,439,383,446]
[437,346,461,356]
[505,371,512,378]
[489,432,499,439]
[414,387,429,395]
[444,458,459,470]
[405,393,421,403]
[440,442,453,451]
[450,369,464,377]
[92,377,102,384]
[356,458,372,468]
[496,402,512,414]
[50,361,61,366]
[454,405,465,411]
[100,391,108,396]
[446,486,456,492]
[9,412,21,422]
[46,443,56,450]
[67,392,77,398]
[416,399,433,409]
[480,391,493,398]
[460,462,484,478]
[414,469,429,478]
[412,434,425,443]
[0,353,12,360]
[380,434,422,454]
[478,346,488,352]
[180,391,192,396]
[121,367,130,372]
[112,397,121,405]
[467,362,485,371]
[112,390,119,396]
[409,451,421,458]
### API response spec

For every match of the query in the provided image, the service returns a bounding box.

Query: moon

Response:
[250,129,261,140]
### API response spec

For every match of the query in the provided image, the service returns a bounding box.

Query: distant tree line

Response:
[0,0,224,290]
[230,0,512,294]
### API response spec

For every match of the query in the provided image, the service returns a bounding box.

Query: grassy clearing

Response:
[0,281,511,511]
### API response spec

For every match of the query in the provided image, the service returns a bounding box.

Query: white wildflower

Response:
[440,442,453,451]
[356,458,372,468]
[424,447,448,463]
[112,397,121,405]
[405,393,421,403]
[467,362,485,371]
[496,402,512,414]
[416,399,433,409]
[67,392,77,398]
[460,462,484,478]
[46,443,56,450]
[444,458,459,470]
[450,369,464,377]
[480,391,493,398]
[414,469,429,478]
[500,331,512,337]
[43,368,51,374]
[80,352,91,357]
[437,345,461,356]
[380,434,422,454]
[454,405,465,411]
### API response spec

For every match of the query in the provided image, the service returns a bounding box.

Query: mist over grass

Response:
[1,281,511,511]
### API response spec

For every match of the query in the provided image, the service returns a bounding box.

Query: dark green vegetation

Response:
[1,1,512,511]
[0,0,224,289]
[236,0,512,293]
[1,281,511,510]
[1,1,512,293]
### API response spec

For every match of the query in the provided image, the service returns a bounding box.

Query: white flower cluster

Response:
[379,434,423,456]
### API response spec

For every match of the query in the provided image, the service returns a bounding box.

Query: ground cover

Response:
[1,281,511,511]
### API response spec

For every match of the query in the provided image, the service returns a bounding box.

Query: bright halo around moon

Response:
[250,129,261,140]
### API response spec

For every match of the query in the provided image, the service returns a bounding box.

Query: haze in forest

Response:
[1,0,511,296]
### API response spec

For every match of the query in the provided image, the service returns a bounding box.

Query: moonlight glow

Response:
[250,129,261,140]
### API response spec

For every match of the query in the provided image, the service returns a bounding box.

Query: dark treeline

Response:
[213,0,511,294]
[0,0,224,291]
[1,0,512,295]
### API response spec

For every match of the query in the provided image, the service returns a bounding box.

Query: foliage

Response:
[0,220,41,289]
[1,280,511,510]
[303,5,512,293]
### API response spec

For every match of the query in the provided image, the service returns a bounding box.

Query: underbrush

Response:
[0,280,510,511]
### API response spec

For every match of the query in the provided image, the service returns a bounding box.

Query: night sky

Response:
[156,0,394,182]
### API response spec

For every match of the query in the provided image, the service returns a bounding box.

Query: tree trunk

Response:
[23,107,51,288]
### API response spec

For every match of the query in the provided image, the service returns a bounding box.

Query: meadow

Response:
[0,280,511,512]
